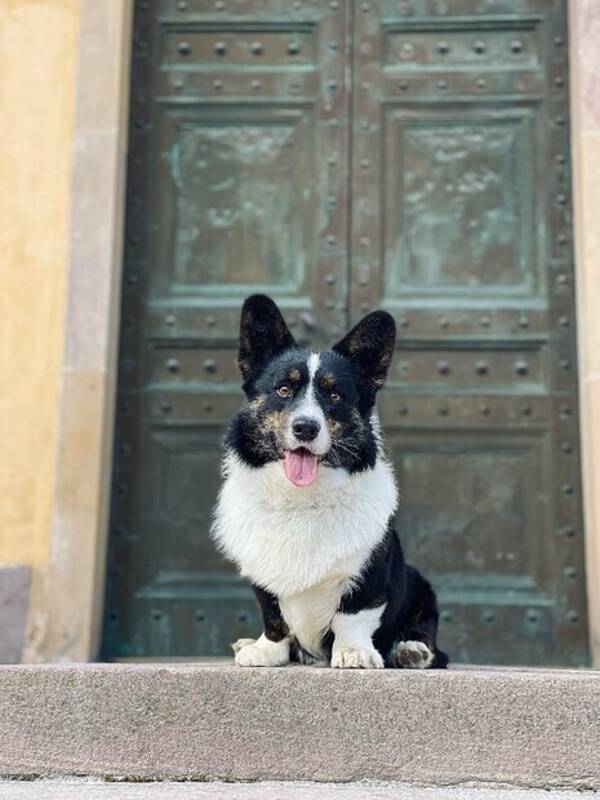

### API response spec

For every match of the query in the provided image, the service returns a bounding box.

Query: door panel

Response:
[351,0,588,665]
[104,0,588,666]
[104,0,351,658]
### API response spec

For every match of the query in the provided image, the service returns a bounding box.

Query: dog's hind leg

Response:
[390,567,449,669]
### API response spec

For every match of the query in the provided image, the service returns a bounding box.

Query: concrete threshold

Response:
[0,663,599,790]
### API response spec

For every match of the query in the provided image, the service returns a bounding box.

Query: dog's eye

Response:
[329,391,341,403]
[277,385,292,399]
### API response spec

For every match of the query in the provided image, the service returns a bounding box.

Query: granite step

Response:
[0,663,599,790]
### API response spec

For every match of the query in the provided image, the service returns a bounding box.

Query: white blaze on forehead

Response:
[286,351,331,455]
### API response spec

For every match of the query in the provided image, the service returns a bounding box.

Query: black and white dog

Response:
[212,295,448,670]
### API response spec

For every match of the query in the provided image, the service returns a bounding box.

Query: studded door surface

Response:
[104,0,588,665]
[351,0,588,665]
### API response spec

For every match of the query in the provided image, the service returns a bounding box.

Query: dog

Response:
[212,294,448,669]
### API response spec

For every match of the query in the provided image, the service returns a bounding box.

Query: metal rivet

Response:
[557,232,567,245]
[361,302,369,313]
[567,610,579,623]
[556,193,567,204]
[562,483,574,496]
[476,78,487,89]
[326,234,336,246]
[398,80,409,91]
[127,273,138,286]
[561,525,576,538]
[473,40,486,54]
[519,316,529,328]
[561,441,573,454]
[556,116,565,126]
[437,360,450,375]
[475,360,489,375]
[161,400,172,414]
[480,316,490,327]
[206,315,216,326]
[564,566,576,579]
[237,610,249,622]
[214,41,227,55]
[329,40,338,50]
[527,610,539,623]
[325,300,335,310]
[204,358,217,373]
[328,79,338,90]
[399,317,409,328]
[251,80,262,91]
[325,274,336,285]
[483,611,495,623]
[440,610,452,623]
[177,0,187,8]
[251,41,264,55]
[398,405,409,416]
[437,41,450,54]
[510,39,523,53]
[178,41,191,56]
[438,405,449,416]
[560,404,572,418]
[213,79,223,90]
[166,358,180,373]
[554,35,564,46]
[559,316,569,327]
[362,1,371,10]
[439,317,449,329]
[554,75,564,87]
[152,610,164,621]
[557,273,568,286]
[480,403,490,415]
[288,41,301,55]
[560,359,570,371]
[437,79,448,90]
[556,153,566,165]
[195,611,206,622]
[514,360,528,376]
[521,405,532,416]
[165,314,176,327]
[360,158,370,169]
[215,0,225,8]
[204,402,213,413]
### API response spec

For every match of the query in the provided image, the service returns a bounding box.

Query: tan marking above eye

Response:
[288,368,301,383]
[321,374,336,390]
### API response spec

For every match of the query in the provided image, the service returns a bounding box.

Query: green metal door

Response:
[104,0,588,666]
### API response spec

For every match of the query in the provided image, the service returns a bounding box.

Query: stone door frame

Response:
[24,0,600,666]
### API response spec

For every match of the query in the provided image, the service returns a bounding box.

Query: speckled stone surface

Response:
[0,664,599,789]
[0,780,597,800]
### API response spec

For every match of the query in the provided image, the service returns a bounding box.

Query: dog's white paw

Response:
[393,640,434,669]
[331,646,384,670]
[233,634,290,667]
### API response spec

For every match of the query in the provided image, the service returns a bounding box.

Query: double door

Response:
[104,0,588,666]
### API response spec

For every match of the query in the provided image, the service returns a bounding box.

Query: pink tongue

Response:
[283,450,319,487]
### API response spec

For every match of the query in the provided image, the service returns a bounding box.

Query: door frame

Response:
[24,0,600,665]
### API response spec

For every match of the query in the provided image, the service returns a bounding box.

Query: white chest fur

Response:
[211,452,398,651]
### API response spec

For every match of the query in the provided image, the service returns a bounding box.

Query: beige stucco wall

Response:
[0,0,80,568]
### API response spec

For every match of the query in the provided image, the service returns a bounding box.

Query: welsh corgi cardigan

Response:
[212,294,448,670]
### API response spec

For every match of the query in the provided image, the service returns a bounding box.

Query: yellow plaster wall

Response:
[0,0,79,567]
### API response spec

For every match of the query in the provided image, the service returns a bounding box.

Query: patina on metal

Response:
[103,0,588,667]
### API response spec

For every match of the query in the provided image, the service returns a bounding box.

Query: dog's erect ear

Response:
[238,295,297,386]
[333,311,396,404]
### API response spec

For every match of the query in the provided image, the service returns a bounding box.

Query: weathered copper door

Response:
[104,0,588,666]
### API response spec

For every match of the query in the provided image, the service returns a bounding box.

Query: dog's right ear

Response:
[238,295,297,386]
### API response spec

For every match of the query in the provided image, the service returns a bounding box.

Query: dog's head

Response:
[227,294,396,486]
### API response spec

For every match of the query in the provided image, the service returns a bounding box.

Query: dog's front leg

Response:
[330,605,386,670]
[233,583,291,667]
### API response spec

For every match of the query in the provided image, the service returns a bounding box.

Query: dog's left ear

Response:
[238,294,297,387]
[333,311,396,404]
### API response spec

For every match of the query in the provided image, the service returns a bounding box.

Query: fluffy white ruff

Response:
[393,640,434,669]
[232,633,290,667]
[331,605,385,670]
[212,451,398,598]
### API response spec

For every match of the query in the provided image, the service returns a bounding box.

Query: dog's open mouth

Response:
[283,448,319,488]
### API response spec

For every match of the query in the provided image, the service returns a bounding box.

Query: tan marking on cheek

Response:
[248,396,267,414]
[328,419,342,435]
[263,410,289,436]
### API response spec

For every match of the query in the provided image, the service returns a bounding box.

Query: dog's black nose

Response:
[292,417,320,442]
